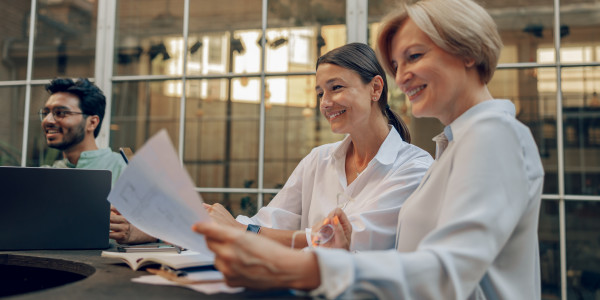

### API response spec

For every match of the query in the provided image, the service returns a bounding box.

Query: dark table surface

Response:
[0,245,306,300]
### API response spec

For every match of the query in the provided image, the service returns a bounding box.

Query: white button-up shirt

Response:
[311,100,544,299]
[236,127,433,251]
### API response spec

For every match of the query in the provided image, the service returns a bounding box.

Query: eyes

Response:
[407,53,422,62]
[316,85,344,99]
[391,52,424,74]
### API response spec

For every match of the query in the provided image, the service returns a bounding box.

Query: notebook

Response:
[0,166,111,250]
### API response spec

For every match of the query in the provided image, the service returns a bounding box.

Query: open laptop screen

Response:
[0,167,111,250]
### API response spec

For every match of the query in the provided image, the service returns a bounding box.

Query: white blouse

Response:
[311,100,545,299]
[236,127,433,251]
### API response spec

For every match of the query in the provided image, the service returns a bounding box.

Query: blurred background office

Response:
[0,0,598,298]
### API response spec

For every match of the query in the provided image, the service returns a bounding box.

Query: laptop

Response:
[0,167,111,250]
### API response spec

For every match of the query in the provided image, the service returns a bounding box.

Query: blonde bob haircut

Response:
[376,0,503,84]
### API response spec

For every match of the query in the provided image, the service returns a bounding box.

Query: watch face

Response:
[246,224,261,234]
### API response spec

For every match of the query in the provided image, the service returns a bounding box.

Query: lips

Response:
[44,127,62,140]
[405,85,426,100]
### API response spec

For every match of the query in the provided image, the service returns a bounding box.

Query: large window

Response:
[2,1,599,299]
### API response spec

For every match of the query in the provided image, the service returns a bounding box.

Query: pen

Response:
[147,266,224,284]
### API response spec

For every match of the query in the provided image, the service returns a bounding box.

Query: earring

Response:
[373,97,377,101]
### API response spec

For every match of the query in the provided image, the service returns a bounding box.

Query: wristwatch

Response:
[246,224,261,234]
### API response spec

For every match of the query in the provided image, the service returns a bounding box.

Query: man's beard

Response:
[47,121,86,151]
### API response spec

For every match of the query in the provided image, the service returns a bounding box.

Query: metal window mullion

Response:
[346,0,368,44]
[179,0,190,165]
[111,71,316,82]
[257,0,268,209]
[563,195,600,201]
[95,0,117,148]
[553,0,567,299]
[21,0,38,167]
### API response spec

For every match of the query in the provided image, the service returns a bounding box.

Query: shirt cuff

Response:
[305,227,312,247]
[306,248,355,299]
[235,215,254,225]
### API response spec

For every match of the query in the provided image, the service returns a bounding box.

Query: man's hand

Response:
[109,206,157,245]
[203,203,246,231]
[192,221,321,291]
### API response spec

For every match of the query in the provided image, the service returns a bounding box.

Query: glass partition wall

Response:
[1,1,599,299]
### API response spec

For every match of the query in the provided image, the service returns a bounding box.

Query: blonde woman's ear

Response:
[464,57,476,68]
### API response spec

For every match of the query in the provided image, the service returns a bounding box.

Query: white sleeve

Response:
[236,153,310,230]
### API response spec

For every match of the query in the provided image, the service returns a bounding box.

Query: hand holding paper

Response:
[108,130,212,255]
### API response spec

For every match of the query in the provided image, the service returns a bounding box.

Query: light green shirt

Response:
[52,148,127,186]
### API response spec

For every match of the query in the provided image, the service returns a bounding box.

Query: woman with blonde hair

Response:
[194,0,544,298]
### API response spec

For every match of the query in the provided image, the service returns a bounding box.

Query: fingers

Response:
[110,206,121,215]
[202,203,213,211]
[109,222,129,243]
[109,231,125,241]
[110,213,129,224]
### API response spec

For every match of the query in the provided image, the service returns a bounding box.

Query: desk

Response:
[0,247,305,299]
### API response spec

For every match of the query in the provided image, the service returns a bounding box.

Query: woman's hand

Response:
[203,203,246,231]
[314,208,352,250]
[192,222,321,290]
[109,206,157,244]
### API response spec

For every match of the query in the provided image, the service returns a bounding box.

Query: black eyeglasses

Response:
[39,108,87,122]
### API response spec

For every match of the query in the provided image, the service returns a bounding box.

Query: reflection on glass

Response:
[27,85,62,167]
[114,0,183,76]
[33,0,97,79]
[0,86,25,166]
[182,78,259,189]
[186,33,229,76]
[490,68,559,194]
[188,0,262,75]
[0,2,32,81]
[110,81,181,153]
[560,1,600,63]
[566,201,600,298]
[562,66,600,195]
[184,79,227,187]
[266,0,346,72]
[539,200,560,299]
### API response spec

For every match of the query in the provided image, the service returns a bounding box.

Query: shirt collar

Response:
[445,99,515,143]
[65,148,112,168]
[79,148,111,159]
[330,126,403,166]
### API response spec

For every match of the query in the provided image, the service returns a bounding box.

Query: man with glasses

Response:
[41,78,125,185]
[41,77,157,245]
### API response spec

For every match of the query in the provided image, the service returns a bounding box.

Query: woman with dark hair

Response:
[205,42,432,251]
[194,0,544,298]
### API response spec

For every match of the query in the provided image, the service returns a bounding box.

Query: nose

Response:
[42,112,57,125]
[320,92,333,109]
[395,65,412,88]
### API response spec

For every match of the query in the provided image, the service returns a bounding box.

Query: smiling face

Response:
[316,63,376,135]
[390,18,473,125]
[41,92,89,151]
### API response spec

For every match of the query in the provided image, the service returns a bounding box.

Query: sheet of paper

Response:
[131,272,244,295]
[108,129,212,255]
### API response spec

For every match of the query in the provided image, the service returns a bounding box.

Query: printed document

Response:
[108,130,212,255]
